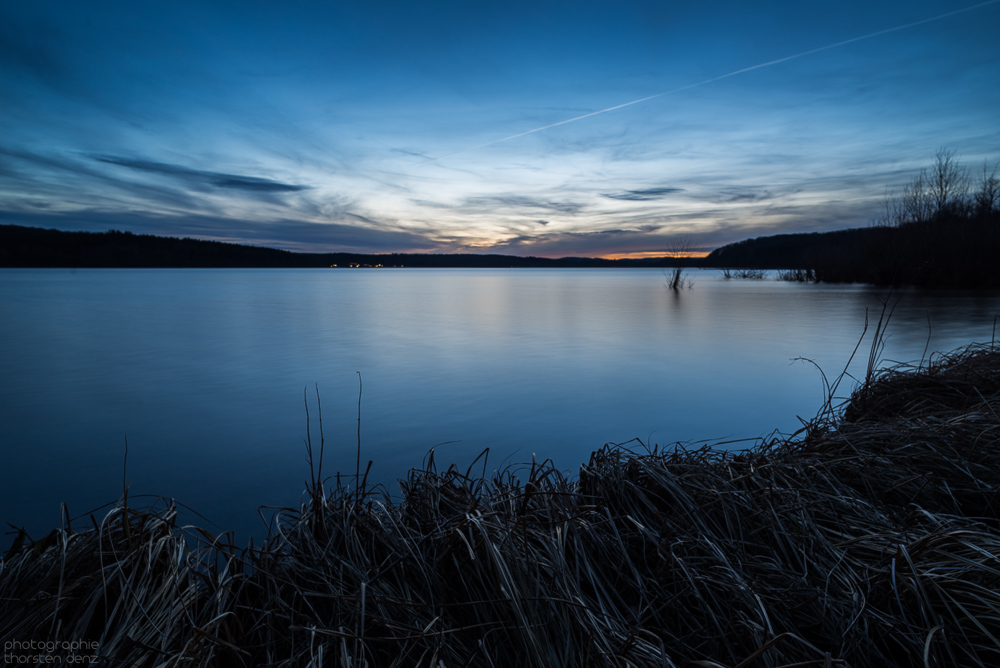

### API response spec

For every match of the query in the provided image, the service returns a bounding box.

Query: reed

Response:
[3,343,1000,666]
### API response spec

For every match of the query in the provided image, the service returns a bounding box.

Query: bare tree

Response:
[927,148,969,219]
[871,187,897,227]
[875,149,976,227]
[900,168,932,225]
[974,159,999,216]
[664,235,694,290]
[875,171,931,227]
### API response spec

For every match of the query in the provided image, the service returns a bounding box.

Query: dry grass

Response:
[3,343,1000,667]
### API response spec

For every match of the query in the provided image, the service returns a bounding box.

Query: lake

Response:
[2,268,998,544]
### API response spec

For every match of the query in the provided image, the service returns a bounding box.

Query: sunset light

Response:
[1,1,996,257]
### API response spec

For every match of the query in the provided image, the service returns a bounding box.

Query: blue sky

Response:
[1,0,998,257]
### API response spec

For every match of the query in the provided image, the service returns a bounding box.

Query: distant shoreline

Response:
[0,224,699,269]
[7,218,999,288]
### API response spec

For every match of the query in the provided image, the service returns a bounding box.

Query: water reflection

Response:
[1,268,998,543]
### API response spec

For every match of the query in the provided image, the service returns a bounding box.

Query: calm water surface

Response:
[2,268,998,543]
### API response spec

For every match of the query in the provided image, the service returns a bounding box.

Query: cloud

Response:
[712,187,772,203]
[92,155,310,193]
[2,146,440,252]
[602,187,685,201]
[0,145,212,211]
[459,194,586,215]
[1,145,99,180]
[344,212,385,226]
[205,217,434,253]
[487,224,669,257]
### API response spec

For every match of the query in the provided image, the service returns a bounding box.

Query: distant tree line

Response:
[0,226,320,268]
[707,150,1000,288]
[0,224,694,269]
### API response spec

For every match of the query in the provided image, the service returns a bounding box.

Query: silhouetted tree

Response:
[900,168,933,225]
[974,160,999,217]
[712,150,999,288]
[875,149,973,227]
[927,148,969,220]
[665,235,694,290]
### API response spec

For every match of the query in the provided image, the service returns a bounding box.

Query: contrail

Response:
[416,0,999,164]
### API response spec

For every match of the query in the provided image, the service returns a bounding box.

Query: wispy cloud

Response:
[602,187,685,201]
[92,155,309,193]
[488,224,668,257]
[417,0,1000,164]
[0,145,211,212]
[711,187,773,204]
[458,194,587,215]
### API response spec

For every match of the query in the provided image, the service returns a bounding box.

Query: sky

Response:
[1,0,998,258]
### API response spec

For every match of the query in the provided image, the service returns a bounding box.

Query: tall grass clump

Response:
[3,342,1000,666]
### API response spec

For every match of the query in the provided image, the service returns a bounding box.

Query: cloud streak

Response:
[418,0,1000,164]
[489,225,669,256]
[92,155,310,193]
[459,194,586,215]
[602,187,685,201]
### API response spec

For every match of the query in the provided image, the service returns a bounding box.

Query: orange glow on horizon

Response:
[598,250,711,260]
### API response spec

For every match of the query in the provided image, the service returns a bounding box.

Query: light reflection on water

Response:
[2,268,998,542]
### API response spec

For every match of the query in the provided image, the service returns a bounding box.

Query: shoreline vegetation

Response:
[0,224,692,270]
[3,339,1000,666]
[708,151,1000,289]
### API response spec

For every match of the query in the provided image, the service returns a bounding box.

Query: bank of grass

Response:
[3,343,1000,666]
